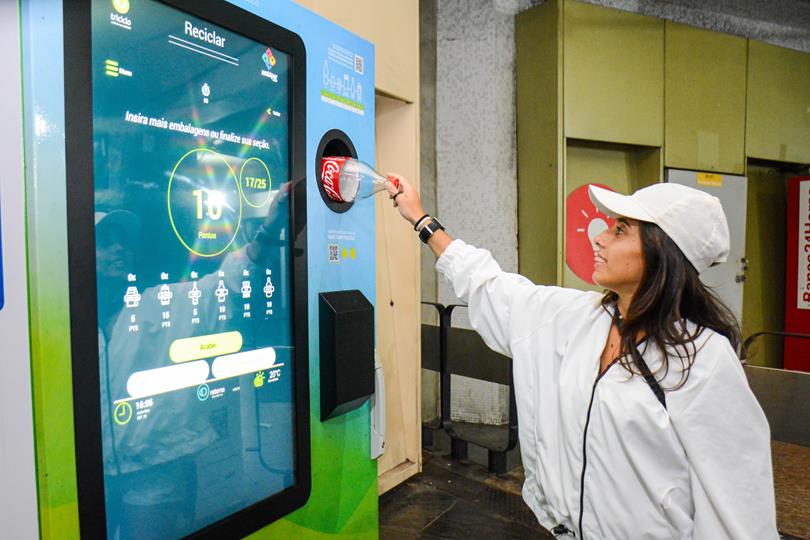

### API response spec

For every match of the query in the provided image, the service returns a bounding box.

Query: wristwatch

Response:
[418,216,445,244]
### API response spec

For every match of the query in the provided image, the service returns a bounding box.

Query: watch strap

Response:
[418,217,444,244]
[413,214,430,231]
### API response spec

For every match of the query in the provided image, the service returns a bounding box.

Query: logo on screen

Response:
[110,0,132,30]
[260,49,279,82]
[112,0,130,15]
[262,48,276,70]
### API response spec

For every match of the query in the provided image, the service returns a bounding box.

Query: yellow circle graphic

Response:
[167,148,243,258]
[112,0,130,15]
[238,157,273,208]
[114,402,133,425]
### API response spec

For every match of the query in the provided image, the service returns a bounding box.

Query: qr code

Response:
[354,54,364,75]
[328,244,340,263]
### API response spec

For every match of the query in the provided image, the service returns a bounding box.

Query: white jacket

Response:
[436,240,779,540]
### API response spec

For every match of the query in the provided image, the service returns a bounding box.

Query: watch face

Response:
[419,218,443,243]
[419,222,434,243]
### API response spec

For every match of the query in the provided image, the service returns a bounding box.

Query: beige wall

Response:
[293,0,422,493]
[294,0,419,102]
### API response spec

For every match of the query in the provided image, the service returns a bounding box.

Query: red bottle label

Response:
[321,156,348,202]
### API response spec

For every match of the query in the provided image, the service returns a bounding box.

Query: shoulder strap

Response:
[612,306,667,410]
[630,344,667,410]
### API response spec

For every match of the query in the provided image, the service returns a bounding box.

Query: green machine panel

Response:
[747,40,810,164]
[665,21,747,175]
[563,0,664,147]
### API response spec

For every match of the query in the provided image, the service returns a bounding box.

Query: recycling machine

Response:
[7,0,381,537]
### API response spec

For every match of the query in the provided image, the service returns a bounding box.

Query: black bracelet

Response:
[413,214,430,231]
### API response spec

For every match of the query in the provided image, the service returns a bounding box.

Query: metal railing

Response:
[741,330,810,363]
[421,301,518,474]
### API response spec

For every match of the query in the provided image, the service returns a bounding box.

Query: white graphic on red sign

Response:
[566,183,615,285]
[798,180,810,309]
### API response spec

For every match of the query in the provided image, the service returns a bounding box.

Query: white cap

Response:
[588,183,730,274]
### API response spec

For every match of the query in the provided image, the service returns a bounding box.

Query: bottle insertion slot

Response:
[316,129,357,213]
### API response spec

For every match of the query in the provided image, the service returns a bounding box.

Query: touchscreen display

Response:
[92,1,295,537]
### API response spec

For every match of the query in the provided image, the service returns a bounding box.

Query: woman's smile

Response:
[591,217,645,295]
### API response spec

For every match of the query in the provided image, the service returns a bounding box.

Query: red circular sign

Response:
[566,183,615,284]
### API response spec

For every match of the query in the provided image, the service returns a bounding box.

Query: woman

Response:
[385,177,778,539]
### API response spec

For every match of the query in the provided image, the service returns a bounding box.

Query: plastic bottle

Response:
[320,156,399,203]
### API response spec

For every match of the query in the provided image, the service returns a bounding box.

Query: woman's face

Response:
[592,217,645,296]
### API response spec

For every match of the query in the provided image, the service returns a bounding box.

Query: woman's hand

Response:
[384,172,453,257]
[384,174,425,227]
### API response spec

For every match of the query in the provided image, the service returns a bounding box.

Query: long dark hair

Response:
[601,221,741,389]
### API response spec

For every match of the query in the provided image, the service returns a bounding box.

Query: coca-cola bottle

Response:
[320,157,399,203]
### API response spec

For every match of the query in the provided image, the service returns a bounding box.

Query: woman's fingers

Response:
[385,176,404,208]
[387,174,410,197]
[384,173,424,225]
[384,177,400,196]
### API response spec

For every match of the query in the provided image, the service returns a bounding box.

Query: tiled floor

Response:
[381,446,809,539]
[773,441,810,539]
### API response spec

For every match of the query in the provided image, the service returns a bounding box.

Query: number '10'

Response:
[192,189,224,220]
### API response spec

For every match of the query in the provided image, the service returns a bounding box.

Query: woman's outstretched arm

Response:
[382,174,591,358]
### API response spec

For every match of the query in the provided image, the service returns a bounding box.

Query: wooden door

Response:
[375,93,422,493]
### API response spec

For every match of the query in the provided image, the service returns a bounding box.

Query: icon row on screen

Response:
[123,274,275,309]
